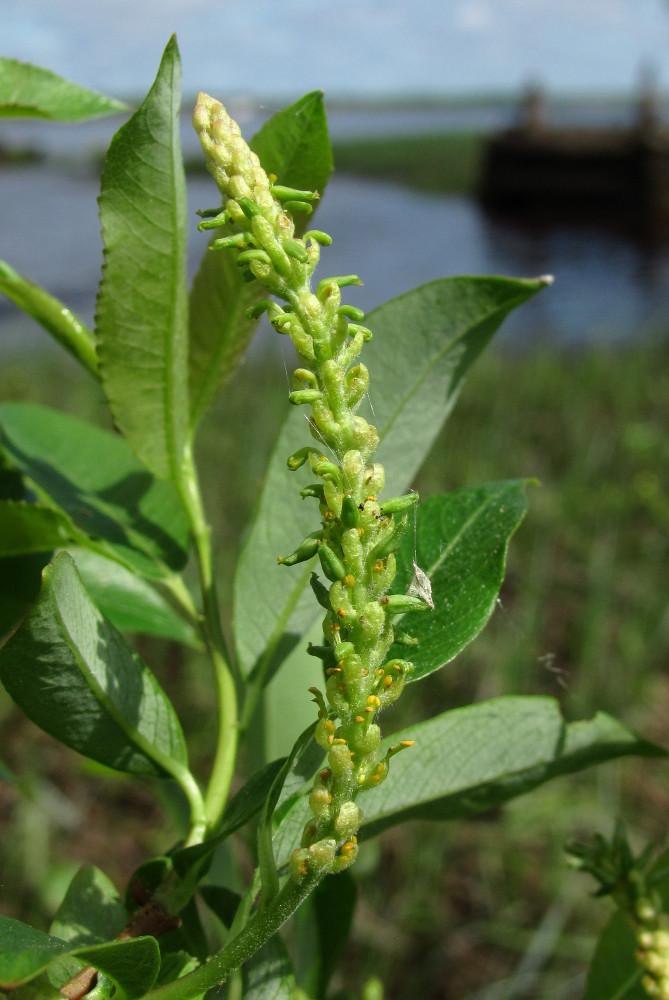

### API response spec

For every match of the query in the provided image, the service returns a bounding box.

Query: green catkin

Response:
[194,93,432,882]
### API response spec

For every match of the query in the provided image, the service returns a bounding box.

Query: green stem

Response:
[178,444,239,831]
[144,875,319,1000]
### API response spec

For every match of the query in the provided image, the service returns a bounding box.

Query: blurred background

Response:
[1,2,669,998]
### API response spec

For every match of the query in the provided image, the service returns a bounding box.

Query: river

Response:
[2,103,669,355]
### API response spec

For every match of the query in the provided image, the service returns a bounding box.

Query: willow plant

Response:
[0,36,666,1000]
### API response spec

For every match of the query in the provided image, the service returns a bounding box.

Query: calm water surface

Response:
[2,104,669,355]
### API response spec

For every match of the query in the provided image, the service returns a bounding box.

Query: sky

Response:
[3,0,669,101]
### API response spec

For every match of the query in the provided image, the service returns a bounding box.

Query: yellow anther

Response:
[366,495,377,502]
[326,667,342,675]
[337,608,346,618]
[372,559,385,572]
[357,527,365,536]
[399,740,415,748]
[323,509,335,520]
[367,695,381,708]
[329,623,340,633]
[364,706,374,713]
[335,738,347,744]
[355,715,365,723]
[375,668,384,675]
[383,675,393,687]
[343,574,355,586]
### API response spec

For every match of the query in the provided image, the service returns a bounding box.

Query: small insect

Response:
[408,560,434,609]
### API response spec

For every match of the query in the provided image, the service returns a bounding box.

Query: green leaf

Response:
[0,919,158,999]
[234,275,549,682]
[0,553,47,645]
[0,262,98,375]
[241,933,295,1000]
[0,917,68,987]
[69,548,199,647]
[96,35,188,482]
[293,871,356,999]
[391,481,531,681]
[0,57,127,120]
[358,697,667,838]
[0,552,189,779]
[583,911,646,1000]
[188,91,333,432]
[0,500,76,555]
[0,403,189,579]
[48,865,127,988]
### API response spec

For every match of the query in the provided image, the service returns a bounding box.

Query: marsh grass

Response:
[331,132,485,195]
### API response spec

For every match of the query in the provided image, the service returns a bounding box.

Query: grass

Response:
[0,333,667,997]
[331,132,485,195]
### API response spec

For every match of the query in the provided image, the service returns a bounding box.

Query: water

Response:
[3,103,669,356]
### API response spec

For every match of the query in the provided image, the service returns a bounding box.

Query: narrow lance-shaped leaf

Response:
[391,481,531,681]
[0,552,189,779]
[96,35,189,482]
[234,276,550,681]
[0,56,127,120]
[360,697,667,838]
[272,697,667,862]
[0,261,98,375]
[0,403,190,579]
[188,91,333,431]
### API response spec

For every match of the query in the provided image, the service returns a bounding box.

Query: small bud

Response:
[392,628,420,646]
[380,492,419,515]
[338,304,365,322]
[310,572,332,610]
[283,239,310,262]
[335,801,363,840]
[318,543,347,582]
[286,447,314,471]
[278,530,321,566]
[315,717,336,749]
[381,593,431,614]
[308,838,337,871]
[271,184,320,203]
[304,229,332,246]
[367,513,409,565]
[290,848,311,882]
[283,200,314,216]
[333,837,359,872]
[328,742,354,779]
[340,496,360,529]
[197,209,230,230]
[289,388,322,405]
[236,249,270,267]
[245,298,277,320]
[300,483,326,499]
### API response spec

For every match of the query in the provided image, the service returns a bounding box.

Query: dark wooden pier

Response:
[479,86,669,234]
